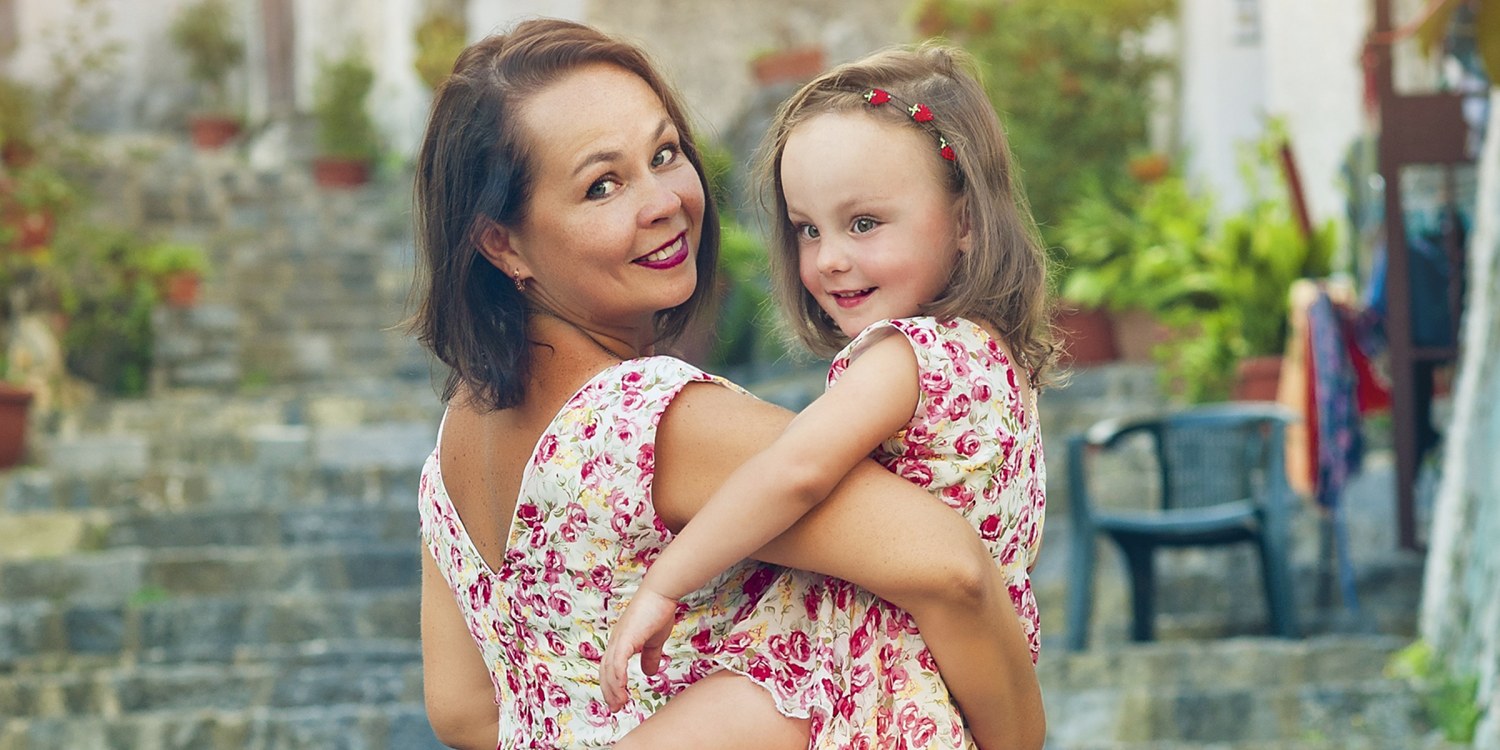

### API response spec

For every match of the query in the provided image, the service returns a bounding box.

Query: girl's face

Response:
[498,63,704,340]
[781,110,968,340]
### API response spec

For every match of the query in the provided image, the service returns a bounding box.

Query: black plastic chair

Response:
[1065,403,1301,650]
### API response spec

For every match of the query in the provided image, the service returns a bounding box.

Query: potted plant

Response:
[413,9,467,90]
[169,0,245,149]
[749,45,825,87]
[141,241,208,308]
[52,226,160,397]
[312,48,381,188]
[1054,174,1218,367]
[0,164,74,254]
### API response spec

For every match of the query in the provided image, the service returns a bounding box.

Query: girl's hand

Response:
[599,589,679,712]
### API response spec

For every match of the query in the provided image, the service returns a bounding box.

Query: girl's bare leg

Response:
[614,670,808,750]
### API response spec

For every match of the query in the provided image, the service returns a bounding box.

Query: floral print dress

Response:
[710,316,1046,750]
[418,357,786,749]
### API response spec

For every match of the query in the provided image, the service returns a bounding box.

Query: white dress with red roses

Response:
[710,316,1046,750]
[418,357,789,749]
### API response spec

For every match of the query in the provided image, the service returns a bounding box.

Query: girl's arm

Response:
[601,335,920,701]
[647,369,1046,750]
[420,548,500,750]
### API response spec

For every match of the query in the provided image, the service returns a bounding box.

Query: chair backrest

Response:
[1155,408,1287,512]
[1075,403,1294,516]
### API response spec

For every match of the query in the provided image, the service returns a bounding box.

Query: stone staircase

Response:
[0,390,443,749]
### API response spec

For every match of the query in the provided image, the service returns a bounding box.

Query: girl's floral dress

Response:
[418,357,787,748]
[710,316,1046,750]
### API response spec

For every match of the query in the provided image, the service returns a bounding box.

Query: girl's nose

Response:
[816,240,852,275]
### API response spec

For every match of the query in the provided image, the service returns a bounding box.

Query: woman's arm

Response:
[651,381,1046,750]
[420,548,500,750]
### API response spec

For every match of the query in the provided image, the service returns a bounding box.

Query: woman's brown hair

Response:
[408,18,721,410]
[758,42,1055,384]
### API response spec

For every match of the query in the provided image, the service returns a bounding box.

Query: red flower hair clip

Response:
[862,88,955,162]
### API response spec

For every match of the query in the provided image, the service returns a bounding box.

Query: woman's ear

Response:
[477,220,530,280]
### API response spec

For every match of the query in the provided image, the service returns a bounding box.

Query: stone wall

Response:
[1421,88,1500,749]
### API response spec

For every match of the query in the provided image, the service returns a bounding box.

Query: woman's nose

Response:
[639,174,685,225]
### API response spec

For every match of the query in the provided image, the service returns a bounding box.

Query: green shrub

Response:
[169,0,244,111]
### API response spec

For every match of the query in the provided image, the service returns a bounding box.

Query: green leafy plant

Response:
[314,49,381,161]
[913,0,1173,238]
[1056,175,1218,317]
[1387,640,1482,742]
[1054,125,1335,402]
[413,10,467,89]
[697,143,785,369]
[140,242,207,278]
[51,226,161,396]
[168,0,244,113]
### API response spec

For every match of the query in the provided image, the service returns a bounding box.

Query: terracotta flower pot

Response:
[161,271,202,308]
[0,383,33,469]
[5,209,55,253]
[751,46,825,87]
[1233,355,1284,402]
[189,114,242,150]
[312,157,372,189]
[1053,306,1119,367]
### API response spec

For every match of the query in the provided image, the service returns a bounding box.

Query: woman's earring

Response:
[513,272,527,292]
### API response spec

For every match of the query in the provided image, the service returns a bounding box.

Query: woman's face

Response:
[499,63,705,338]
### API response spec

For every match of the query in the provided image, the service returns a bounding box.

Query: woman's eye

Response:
[586,178,620,199]
[852,217,878,234]
[652,145,679,168]
[796,223,820,240]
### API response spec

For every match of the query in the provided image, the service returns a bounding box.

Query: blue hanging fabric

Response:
[1307,289,1363,612]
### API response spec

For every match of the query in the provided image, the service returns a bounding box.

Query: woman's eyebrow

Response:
[571,118,672,178]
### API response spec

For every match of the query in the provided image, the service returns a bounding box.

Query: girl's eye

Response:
[796,223,821,240]
[851,217,878,234]
[586,178,621,200]
[652,145,679,168]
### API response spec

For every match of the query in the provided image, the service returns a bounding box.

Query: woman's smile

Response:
[635,232,690,269]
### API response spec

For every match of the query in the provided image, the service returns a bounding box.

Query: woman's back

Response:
[420,356,780,748]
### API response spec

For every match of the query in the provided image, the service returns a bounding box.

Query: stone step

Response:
[1038,636,1442,748]
[1,592,418,668]
[96,504,417,550]
[0,701,444,750]
[1051,739,1462,750]
[1037,636,1405,693]
[1045,678,1431,747]
[0,543,418,602]
[1,463,422,515]
[0,659,423,718]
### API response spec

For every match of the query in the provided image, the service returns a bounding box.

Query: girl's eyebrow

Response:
[571,118,672,177]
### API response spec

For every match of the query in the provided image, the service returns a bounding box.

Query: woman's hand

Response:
[599,589,680,712]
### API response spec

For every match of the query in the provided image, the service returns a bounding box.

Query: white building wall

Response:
[1179,0,1368,237]
[469,0,584,39]
[1262,0,1369,232]
[1178,0,1269,214]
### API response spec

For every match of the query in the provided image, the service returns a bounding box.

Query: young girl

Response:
[602,42,1053,749]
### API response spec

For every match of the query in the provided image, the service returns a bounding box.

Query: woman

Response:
[410,18,1043,750]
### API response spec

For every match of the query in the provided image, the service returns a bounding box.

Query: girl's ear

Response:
[477,219,531,280]
[953,196,974,254]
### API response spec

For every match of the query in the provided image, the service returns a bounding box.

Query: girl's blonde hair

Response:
[758,42,1056,384]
